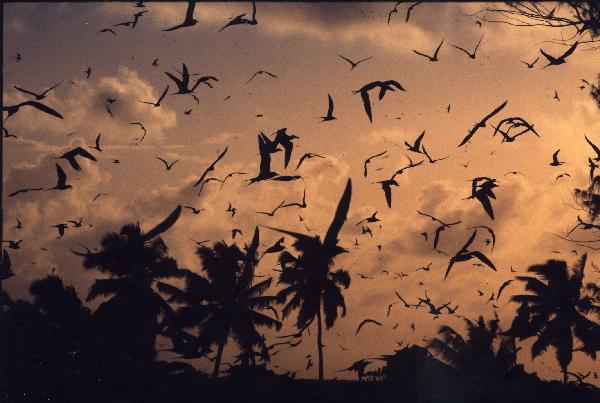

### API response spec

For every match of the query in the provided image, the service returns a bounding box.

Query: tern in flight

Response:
[13,81,63,100]
[445,230,496,280]
[163,0,198,31]
[451,34,483,59]
[457,100,508,147]
[319,94,336,122]
[338,55,373,70]
[354,80,406,122]
[139,85,169,107]
[540,41,578,68]
[413,38,444,62]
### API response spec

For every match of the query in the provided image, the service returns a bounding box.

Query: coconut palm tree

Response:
[76,206,185,366]
[428,315,518,380]
[268,178,352,381]
[507,253,600,383]
[159,227,281,378]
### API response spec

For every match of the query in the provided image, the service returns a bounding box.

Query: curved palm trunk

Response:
[213,341,225,379]
[317,305,324,381]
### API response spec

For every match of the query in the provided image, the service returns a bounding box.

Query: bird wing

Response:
[561,41,578,59]
[23,101,63,119]
[13,85,39,98]
[481,100,508,124]
[469,251,497,271]
[433,225,445,249]
[473,34,484,53]
[156,157,168,167]
[433,38,444,58]
[412,49,430,59]
[414,130,426,150]
[157,85,170,103]
[496,279,513,301]
[406,1,422,22]
[539,48,557,63]
[382,183,393,208]
[327,94,334,116]
[324,178,352,249]
[360,89,373,122]
[451,44,470,56]
[585,136,600,157]
[475,193,495,219]
[355,319,383,335]
[552,149,560,163]
[193,147,228,187]
[74,147,97,162]
[55,164,68,186]
[444,257,457,280]
[184,0,196,23]
[338,55,355,67]
[296,154,309,171]
[143,205,182,241]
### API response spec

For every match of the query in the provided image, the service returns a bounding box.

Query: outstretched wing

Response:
[324,179,352,249]
[360,89,373,122]
[470,251,497,271]
[143,205,182,241]
[561,41,578,59]
[23,101,63,119]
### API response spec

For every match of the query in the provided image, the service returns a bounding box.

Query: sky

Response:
[3,1,600,382]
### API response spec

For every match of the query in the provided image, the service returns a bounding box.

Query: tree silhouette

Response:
[160,227,281,378]
[76,206,185,378]
[268,178,352,381]
[428,315,518,380]
[507,254,600,383]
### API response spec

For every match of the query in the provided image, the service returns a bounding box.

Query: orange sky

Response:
[3,2,600,381]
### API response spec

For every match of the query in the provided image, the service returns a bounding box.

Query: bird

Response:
[338,55,373,70]
[458,100,508,147]
[184,206,204,214]
[14,53,22,62]
[193,147,229,189]
[52,223,68,238]
[540,41,578,68]
[184,109,192,115]
[356,211,380,226]
[405,1,423,22]
[246,70,277,84]
[585,135,600,161]
[105,103,114,118]
[14,219,22,230]
[355,319,383,336]
[225,202,237,217]
[163,0,198,31]
[375,177,399,208]
[467,225,496,251]
[319,94,336,122]
[364,151,387,177]
[445,230,496,280]
[256,200,286,217]
[189,238,209,246]
[50,164,72,190]
[466,177,498,220]
[451,34,483,59]
[413,38,444,62]
[232,229,243,239]
[362,226,373,237]
[3,100,63,121]
[553,90,560,101]
[405,130,425,153]
[139,85,169,107]
[504,171,524,177]
[3,240,23,250]
[68,218,84,227]
[422,145,449,164]
[166,64,217,95]
[521,57,539,68]
[13,81,62,100]
[496,279,513,301]
[282,189,307,209]
[89,133,103,152]
[417,211,461,250]
[219,171,247,190]
[555,172,571,182]
[296,153,325,170]
[3,128,17,138]
[92,193,107,202]
[354,80,405,122]
[274,128,299,169]
[152,58,159,67]
[219,1,258,32]
[96,28,117,36]
[248,133,280,184]
[589,158,598,181]
[550,149,564,166]
[84,67,92,79]
[54,147,97,171]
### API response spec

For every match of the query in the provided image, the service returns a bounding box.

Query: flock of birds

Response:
[2,0,598,378]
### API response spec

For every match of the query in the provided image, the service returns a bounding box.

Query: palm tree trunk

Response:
[317,306,324,381]
[213,341,225,379]
[563,369,568,384]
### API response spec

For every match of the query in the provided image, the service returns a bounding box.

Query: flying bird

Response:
[139,85,169,107]
[156,157,180,170]
[274,128,299,169]
[193,147,229,189]
[413,38,444,62]
[50,164,72,190]
[225,202,237,217]
[457,100,508,147]
[549,149,564,166]
[163,0,198,31]
[184,206,204,215]
[166,64,217,95]
[521,57,539,68]
[540,41,578,68]
[296,153,325,170]
[405,130,425,153]
[451,34,483,59]
[338,55,373,70]
[54,147,97,171]
[363,151,387,177]
[445,230,496,280]
[3,100,63,121]
[96,28,117,36]
[355,319,383,336]
[375,177,399,208]
[585,135,600,161]
[219,1,258,32]
[256,200,286,217]
[356,211,380,226]
[89,133,103,152]
[319,94,336,122]
[13,81,62,100]
[354,80,406,122]
[246,70,277,84]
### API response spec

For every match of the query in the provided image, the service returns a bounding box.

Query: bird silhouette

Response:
[188,238,209,246]
[14,219,22,230]
[405,1,423,22]
[139,85,169,107]
[282,189,307,209]
[52,223,68,238]
[274,128,299,169]
[232,228,243,239]
[163,0,198,31]
[451,34,483,59]
[466,177,498,220]
[193,147,228,188]
[521,57,539,68]
[362,226,373,237]
[422,145,448,164]
[296,153,325,170]
[248,133,280,184]
[375,176,399,208]
[184,206,204,215]
[96,28,117,36]
[405,130,425,153]
[555,172,571,182]
[84,67,92,79]
[339,55,373,70]
[553,90,560,101]
[9,187,44,197]
[540,41,578,68]
[417,211,461,249]
[256,200,286,217]
[50,164,72,190]
[14,53,22,62]
[319,94,336,122]
[219,1,258,32]
[458,100,508,147]
[355,319,383,335]
[550,149,564,166]
[246,69,276,84]
[89,133,102,152]
[225,202,237,217]
[356,211,380,226]
[166,64,217,95]
[13,81,62,100]
[413,38,444,62]
[54,147,97,171]
[467,225,496,251]
[496,279,513,301]
[3,100,63,121]
[3,240,23,250]
[585,135,600,161]
[354,80,405,122]
[445,230,496,280]
[363,151,387,177]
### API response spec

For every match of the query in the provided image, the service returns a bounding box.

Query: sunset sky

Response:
[3,2,600,381]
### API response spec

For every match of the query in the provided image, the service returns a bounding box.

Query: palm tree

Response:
[575,176,600,220]
[159,227,281,378]
[268,178,352,381]
[428,315,518,380]
[507,253,600,383]
[76,206,185,366]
